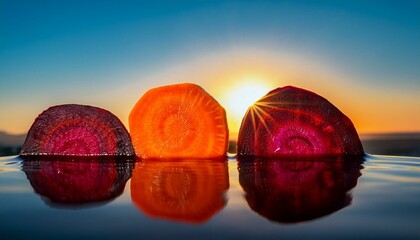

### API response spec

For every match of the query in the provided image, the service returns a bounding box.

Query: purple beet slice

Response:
[20,104,134,156]
[22,156,133,206]
[237,86,364,156]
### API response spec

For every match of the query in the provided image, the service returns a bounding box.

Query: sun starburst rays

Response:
[247,102,275,139]
[245,99,304,141]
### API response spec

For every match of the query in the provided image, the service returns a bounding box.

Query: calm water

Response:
[1,154,420,239]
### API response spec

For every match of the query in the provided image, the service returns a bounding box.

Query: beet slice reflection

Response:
[131,159,229,224]
[22,156,133,206]
[237,86,364,156]
[238,156,363,223]
[20,104,134,156]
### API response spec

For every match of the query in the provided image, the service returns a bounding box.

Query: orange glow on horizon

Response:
[1,48,419,136]
[216,77,274,139]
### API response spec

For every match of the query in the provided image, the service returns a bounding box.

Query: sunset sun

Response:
[219,79,272,138]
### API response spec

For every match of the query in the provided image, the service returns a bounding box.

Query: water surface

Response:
[1,154,419,239]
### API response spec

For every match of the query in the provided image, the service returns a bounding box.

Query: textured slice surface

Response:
[129,83,228,158]
[237,86,364,156]
[20,104,134,156]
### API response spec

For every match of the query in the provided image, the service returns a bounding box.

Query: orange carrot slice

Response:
[130,159,229,223]
[129,83,228,158]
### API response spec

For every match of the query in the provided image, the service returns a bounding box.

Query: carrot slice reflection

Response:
[131,159,229,224]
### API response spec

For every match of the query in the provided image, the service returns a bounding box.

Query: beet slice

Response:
[22,156,133,206]
[131,159,229,224]
[20,104,134,156]
[237,86,364,156]
[238,156,363,223]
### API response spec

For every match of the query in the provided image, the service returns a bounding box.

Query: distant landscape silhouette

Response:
[0,131,419,157]
[0,131,25,156]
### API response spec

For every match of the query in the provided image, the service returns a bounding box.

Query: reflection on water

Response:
[21,156,133,208]
[1,154,420,239]
[238,155,364,223]
[131,158,229,224]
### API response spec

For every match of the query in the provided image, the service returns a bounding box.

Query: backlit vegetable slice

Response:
[129,83,228,158]
[238,86,364,156]
[20,104,134,156]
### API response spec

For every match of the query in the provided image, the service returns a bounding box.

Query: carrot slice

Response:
[130,159,229,224]
[129,83,228,158]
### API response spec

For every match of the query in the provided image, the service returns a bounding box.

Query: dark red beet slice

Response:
[22,156,133,206]
[20,104,134,156]
[237,86,364,156]
[238,156,363,223]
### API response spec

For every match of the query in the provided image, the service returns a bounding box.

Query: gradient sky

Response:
[1,0,419,136]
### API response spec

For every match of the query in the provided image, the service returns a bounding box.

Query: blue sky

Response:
[1,0,419,134]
